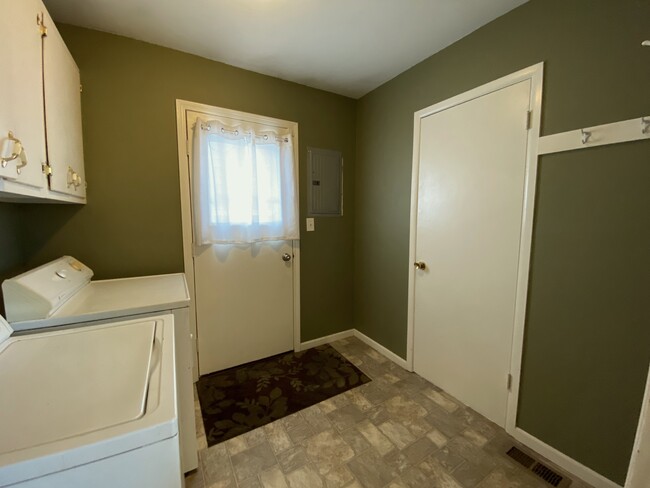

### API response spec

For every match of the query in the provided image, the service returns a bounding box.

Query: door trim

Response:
[175,99,301,381]
[625,362,650,488]
[406,63,544,434]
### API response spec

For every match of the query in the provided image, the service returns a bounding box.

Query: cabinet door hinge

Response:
[42,163,52,176]
[37,13,47,37]
[507,373,513,390]
[80,84,83,93]
[525,110,532,130]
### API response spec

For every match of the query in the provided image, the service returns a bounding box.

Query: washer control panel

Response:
[2,256,94,322]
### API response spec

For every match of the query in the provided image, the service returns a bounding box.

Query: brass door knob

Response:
[282,253,292,262]
[414,261,426,270]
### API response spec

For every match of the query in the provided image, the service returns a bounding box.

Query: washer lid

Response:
[0,319,156,456]
[0,315,12,345]
[10,273,190,331]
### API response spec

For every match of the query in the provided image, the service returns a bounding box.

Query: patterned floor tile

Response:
[355,419,396,456]
[286,465,324,488]
[188,336,594,488]
[323,464,355,488]
[327,404,367,432]
[304,429,355,475]
[276,446,310,474]
[230,442,277,483]
[347,449,398,487]
[259,466,289,488]
[264,420,294,454]
[378,420,417,450]
[200,444,237,487]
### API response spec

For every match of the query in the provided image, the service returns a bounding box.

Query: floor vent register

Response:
[505,446,573,487]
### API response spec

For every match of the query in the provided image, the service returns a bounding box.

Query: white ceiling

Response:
[43,0,528,99]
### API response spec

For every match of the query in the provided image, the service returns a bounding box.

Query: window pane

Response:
[256,142,282,224]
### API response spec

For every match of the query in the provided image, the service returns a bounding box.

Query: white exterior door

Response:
[413,80,532,426]
[193,241,295,375]
[185,109,297,376]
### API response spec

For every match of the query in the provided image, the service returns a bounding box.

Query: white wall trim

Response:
[538,115,650,155]
[504,63,544,436]
[291,240,302,353]
[625,362,650,488]
[405,63,544,436]
[353,329,409,370]
[513,428,622,488]
[299,325,623,488]
[175,99,301,381]
[298,329,354,351]
[298,328,409,369]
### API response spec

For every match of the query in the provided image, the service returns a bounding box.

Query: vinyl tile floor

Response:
[185,336,594,488]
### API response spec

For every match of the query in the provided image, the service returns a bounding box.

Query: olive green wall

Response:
[17,25,356,342]
[0,204,22,274]
[519,143,650,483]
[354,0,649,484]
[2,2,648,484]
[0,203,24,316]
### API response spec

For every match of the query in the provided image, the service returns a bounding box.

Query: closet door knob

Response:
[282,253,292,262]
[414,261,426,270]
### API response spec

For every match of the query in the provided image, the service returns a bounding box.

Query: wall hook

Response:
[581,129,592,144]
[642,117,650,135]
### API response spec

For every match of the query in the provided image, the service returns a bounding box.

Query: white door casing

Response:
[407,64,543,431]
[176,101,301,379]
[625,363,650,488]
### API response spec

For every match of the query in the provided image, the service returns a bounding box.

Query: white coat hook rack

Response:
[538,115,650,155]
[642,117,650,134]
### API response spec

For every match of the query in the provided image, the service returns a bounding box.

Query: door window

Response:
[193,118,299,244]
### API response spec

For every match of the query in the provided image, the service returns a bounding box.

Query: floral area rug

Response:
[196,344,371,446]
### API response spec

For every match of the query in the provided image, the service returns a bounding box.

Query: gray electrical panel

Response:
[308,147,343,216]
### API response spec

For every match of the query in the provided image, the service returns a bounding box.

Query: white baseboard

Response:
[298,328,409,370]
[352,329,409,370]
[512,427,621,488]
[299,329,623,488]
[298,329,354,351]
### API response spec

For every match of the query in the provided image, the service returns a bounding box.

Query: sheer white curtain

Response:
[192,117,299,244]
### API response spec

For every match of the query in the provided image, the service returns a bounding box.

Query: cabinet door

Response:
[42,10,86,199]
[0,0,47,189]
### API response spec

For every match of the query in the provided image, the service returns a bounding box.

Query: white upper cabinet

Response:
[0,0,86,203]
[42,9,86,199]
[0,0,47,192]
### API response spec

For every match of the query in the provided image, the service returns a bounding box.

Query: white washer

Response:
[1,257,198,475]
[0,313,181,487]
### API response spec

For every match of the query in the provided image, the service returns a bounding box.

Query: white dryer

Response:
[0,313,181,487]
[1,257,198,474]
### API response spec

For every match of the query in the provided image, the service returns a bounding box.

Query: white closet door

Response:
[413,80,531,426]
[43,10,85,198]
[0,0,46,188]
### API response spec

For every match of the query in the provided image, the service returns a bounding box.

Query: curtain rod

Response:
[200,123,289,143]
